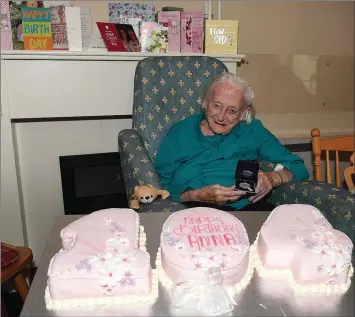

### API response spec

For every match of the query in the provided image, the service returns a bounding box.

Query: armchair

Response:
[118,56,354,243]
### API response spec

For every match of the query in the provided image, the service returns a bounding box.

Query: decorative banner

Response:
[22,7,53,50]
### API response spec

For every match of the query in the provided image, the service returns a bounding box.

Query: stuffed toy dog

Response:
[129,184,170,209]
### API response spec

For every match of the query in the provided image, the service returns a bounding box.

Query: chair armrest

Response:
[118,129,163,202]
[268,181,355,243]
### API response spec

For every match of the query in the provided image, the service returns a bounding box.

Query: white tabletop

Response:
[20,212,354,316]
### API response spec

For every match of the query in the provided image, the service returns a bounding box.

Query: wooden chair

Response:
[311,128,355,187]
[1,243,33,303]
[344,153,354,192]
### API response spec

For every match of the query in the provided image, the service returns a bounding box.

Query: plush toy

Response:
[129,184,170,209]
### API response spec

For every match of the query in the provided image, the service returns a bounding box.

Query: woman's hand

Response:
[248,171,273,203]
[194,185,246,205]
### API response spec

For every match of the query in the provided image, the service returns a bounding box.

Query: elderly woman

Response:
[155,73,309,211]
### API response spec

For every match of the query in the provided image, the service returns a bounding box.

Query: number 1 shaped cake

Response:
[45,209,158,310]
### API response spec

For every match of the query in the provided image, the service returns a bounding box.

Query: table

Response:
[20,212,354,316]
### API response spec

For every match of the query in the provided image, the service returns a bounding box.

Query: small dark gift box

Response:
[235,160,259,194]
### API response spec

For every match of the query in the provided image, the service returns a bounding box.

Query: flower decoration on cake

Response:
[230,235,248,254]
[312,230,335,245]
[174,241,186,251]
[106,237,130,249]
[99,263,120,288]
[73,217,139,296]
[312,209,332,230]
[118,270,136,286]
[163,226,182,248]
[288,210,352,281]
[115,252,136,265]
[75,258,93,273]
[102,287,115,296]
[104,217,125,234]
[191,250,229,270]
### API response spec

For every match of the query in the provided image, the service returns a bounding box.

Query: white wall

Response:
[0,60,25,247]
[14,119,131,264]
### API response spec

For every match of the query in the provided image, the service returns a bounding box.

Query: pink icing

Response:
[160,207,250,286]
[47,208,152,300]
[257,204,353,286]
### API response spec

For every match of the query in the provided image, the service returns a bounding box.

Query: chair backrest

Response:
[344,153,354,192]
[132,56,228,161]
[311,128,355,187]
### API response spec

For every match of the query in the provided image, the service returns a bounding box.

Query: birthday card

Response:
[205,20,238,55]
[22,7,53,50]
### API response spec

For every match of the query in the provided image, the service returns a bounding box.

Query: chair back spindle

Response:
[311,128,354,188]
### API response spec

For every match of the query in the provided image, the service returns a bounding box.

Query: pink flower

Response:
[313,244,331,256]
[102,286,115,296]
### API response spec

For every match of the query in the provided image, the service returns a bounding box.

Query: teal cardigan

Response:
[155,114,309,210]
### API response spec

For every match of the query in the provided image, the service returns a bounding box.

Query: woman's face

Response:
[120,29,127,40]
[203,83,246,135]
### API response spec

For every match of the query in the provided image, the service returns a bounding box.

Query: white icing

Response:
[155,247,254,296]
[251,231,354,295]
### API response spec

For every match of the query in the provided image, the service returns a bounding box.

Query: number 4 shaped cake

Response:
[45,209,158,310]
[251,204,354,295]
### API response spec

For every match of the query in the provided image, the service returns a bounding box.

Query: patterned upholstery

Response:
[119,56,228,200]
[131,56,228,161]
[118,56,354,244]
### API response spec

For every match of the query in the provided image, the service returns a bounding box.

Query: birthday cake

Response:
[45,209,158,310]
[156,207,254,294]
[251,204,354,295]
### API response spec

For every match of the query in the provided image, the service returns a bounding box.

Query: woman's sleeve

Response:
[155,127,184,200]
[256,122,310,181]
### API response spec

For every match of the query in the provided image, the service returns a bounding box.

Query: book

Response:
[50,5,68,50]
[205,20,238,54]
[157,11,180,52]
[139,21,168,53]
[65,6,82,51]
[180,11,204,53]
[1,0,13,50]
[96,22,140,52]
[22,7,53,50]
[108,3,155,40]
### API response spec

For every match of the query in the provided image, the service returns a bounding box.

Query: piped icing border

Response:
[155,247,254,296]
[45,225,158,310]
[251,211,354,296]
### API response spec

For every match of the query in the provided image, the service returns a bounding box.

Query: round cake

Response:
[156,207,253,292]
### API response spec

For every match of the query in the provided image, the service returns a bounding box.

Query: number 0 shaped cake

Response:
[156,207,254,295]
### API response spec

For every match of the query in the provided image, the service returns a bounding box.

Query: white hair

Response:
[203,72,255,124]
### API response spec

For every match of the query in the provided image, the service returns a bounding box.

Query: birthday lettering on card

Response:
[205,20,239,55]
[22,7,53,50]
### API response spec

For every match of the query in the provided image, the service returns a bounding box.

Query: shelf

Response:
[0,50,245,62]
